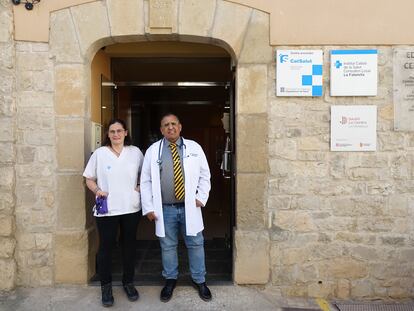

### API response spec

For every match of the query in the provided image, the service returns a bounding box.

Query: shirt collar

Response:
[166,137,183,148]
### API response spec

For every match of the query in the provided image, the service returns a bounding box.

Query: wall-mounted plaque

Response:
[276,50,323,97]
[331,105,377,152]
[330,50,378,96]
[393,48,414,131]
[147,0,177,34]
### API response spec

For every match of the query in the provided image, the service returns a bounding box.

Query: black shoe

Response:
[123,283,139,301]
[192,281,212,302]
[160,279,177,302]
[101,283,114,307]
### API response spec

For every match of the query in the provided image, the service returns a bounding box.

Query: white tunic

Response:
[83,145,144,217]
[140,138,211,237]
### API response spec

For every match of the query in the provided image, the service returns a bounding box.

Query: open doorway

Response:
[93,42,235,284]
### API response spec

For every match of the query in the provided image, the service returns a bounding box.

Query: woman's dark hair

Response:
[103,118,132,146]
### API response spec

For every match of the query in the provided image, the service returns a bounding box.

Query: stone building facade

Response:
[0,0,413,299]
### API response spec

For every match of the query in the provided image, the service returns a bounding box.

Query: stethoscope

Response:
[156,137,188,167]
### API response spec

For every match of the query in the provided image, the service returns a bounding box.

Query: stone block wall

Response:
[0,0,16,291]
[268,47,414,299]
[14,41,56,286]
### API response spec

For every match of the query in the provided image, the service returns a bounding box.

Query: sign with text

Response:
[330,50,377,96]
[276,50,323,97]
[393,48,414,131]
[331,105,377,152]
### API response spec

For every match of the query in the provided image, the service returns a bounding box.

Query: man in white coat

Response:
[140,113,212,302]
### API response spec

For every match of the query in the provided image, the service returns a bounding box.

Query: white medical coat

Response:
[140,138,211,237]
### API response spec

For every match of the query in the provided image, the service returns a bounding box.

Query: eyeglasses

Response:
[108,129,125,135]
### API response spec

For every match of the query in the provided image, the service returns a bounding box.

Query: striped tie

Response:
[169,143,185,200]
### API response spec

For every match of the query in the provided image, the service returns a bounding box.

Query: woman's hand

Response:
[96,190,108,197]
[85,178,108,197]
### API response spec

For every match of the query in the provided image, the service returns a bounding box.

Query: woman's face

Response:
[108,122,127,146]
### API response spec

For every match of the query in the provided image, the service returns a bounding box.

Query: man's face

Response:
[160,115,182,143]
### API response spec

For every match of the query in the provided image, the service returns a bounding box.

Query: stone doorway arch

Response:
[14,0,272,286]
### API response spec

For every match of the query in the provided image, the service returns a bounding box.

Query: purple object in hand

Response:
[95,196,108,215]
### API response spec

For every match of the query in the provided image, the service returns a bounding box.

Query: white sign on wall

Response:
[330,50,378,96]
[331,105,377,152]
[276,50,323,97]
[393,48,414,131]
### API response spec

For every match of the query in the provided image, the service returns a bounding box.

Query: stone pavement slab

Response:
[0,285,322,311]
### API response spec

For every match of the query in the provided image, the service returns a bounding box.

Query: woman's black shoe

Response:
[101,283,114,307]
[160,279,177,302]
[123,283,139,301]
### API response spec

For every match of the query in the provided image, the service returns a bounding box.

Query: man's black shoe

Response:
[101,283,114,307]
[123,283,139,301]
[160,279,177,302]
[192,281,212,302]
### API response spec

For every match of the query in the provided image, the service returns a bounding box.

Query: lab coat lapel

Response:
[151,140,164,237]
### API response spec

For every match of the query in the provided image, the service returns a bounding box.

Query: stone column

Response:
[50,7,92,284]
[0,1,17,291]
[233,9,273,284]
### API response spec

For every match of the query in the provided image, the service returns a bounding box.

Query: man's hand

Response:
[146,212,157,221]
[196,199,204,208]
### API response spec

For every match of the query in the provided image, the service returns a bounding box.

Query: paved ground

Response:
[2,285,413,311]
[0,285,323,311]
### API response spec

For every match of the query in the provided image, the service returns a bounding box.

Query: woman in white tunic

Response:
[83,119,143,307]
